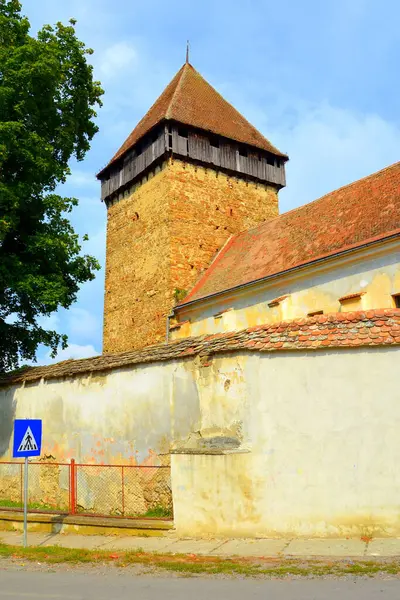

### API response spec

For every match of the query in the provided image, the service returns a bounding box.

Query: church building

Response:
[97,61,400,351]
[1,61,400,539]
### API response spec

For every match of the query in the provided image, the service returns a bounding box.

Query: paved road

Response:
[0,571,400,599]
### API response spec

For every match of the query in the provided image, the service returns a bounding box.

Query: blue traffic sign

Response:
[13,420,42,458]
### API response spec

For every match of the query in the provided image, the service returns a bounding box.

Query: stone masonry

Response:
[103,157,279,353]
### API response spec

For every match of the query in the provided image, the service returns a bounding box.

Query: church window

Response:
[268,294,289,308]
[239,146,247,157]
[267,155,275,166]
[308,310,323,317]
[178,127,188,138]
[393,294,400,308]
[339,291,365,312]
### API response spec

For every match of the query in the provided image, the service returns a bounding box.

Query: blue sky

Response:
[23,0,400,363]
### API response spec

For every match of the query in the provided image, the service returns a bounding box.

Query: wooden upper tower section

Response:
[97,63,288,203]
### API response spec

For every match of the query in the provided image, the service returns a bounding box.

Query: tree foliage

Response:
[0,0,103,372]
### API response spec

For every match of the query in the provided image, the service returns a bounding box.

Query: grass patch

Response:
[141,506,173,519]
[0,542,400,578]
[0,500,59,512]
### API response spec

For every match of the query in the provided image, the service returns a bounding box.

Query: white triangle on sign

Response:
[17,426,38,452]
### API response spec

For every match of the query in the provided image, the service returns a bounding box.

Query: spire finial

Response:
[186,40,190,64]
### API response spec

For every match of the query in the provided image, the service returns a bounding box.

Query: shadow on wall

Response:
[0,388,16,457]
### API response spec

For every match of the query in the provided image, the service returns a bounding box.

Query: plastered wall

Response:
[172,243,400,339]
[1,345,400,537]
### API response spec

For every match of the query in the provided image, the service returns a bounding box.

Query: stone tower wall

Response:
[103,158,279,353]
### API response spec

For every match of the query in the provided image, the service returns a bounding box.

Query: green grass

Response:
[0,499,60,512]
[141,505,173,519]
[0,542,400,578]
[1,499,172,519]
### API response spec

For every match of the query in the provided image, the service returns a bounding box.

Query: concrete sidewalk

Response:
[1,530,400,558]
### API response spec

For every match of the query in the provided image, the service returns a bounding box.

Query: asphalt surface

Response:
[0,571,400,599]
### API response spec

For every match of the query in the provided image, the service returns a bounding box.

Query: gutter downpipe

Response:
[166,310,174,343]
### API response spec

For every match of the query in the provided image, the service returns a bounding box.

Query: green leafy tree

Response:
[0,0,103,372]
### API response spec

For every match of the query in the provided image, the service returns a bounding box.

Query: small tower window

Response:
[393,294,400,308]
[210,136,219,148]
[178,127,188,138]
[238,147,248,157]
[267,155,275,166]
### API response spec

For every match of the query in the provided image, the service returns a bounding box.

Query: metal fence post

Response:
[121,466,125,516]
[70,459,76,515]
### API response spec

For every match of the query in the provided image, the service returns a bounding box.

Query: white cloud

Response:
[267,102,400,213]
[98,42,138,78]
[67,307,100,340]
[68,171,97,188]
[40,343,99,365]
[37,313,61,332]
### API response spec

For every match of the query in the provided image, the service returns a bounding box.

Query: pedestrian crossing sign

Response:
[13,420,42,458]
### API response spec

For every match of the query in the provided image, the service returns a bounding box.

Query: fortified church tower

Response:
[97,62,288,353]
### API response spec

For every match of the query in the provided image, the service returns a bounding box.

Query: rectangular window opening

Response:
[339,292,364,303]
[239,147,248,158]
[210,136,220,148]
[178,127,188,138]
[307,310,323,317]
[267,155,275,166]
[393,294,400,308]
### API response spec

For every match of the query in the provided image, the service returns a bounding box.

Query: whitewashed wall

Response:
[1,346,400,537]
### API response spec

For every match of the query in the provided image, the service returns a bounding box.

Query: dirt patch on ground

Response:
[1,543,400,579]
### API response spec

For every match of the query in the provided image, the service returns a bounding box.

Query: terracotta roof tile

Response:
[339,292,366,302]
[101,63,286,172]
[1,309,399,387]
[183,161,400,304]
[268,294,289,307]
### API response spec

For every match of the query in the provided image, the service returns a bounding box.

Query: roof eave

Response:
[176,230,400,311]
[96,118,288,180]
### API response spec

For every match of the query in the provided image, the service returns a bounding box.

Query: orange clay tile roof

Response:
[101,62,286,171]
[1,309,399,386]
[182,161,400,304]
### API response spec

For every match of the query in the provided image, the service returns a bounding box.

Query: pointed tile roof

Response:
[103,63,286,171]
[181,161,400,304]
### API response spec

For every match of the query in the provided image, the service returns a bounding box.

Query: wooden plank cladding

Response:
[100,122,286,203]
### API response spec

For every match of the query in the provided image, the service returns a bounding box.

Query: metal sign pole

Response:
[12,418,42,547]
[23,457,28,547]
